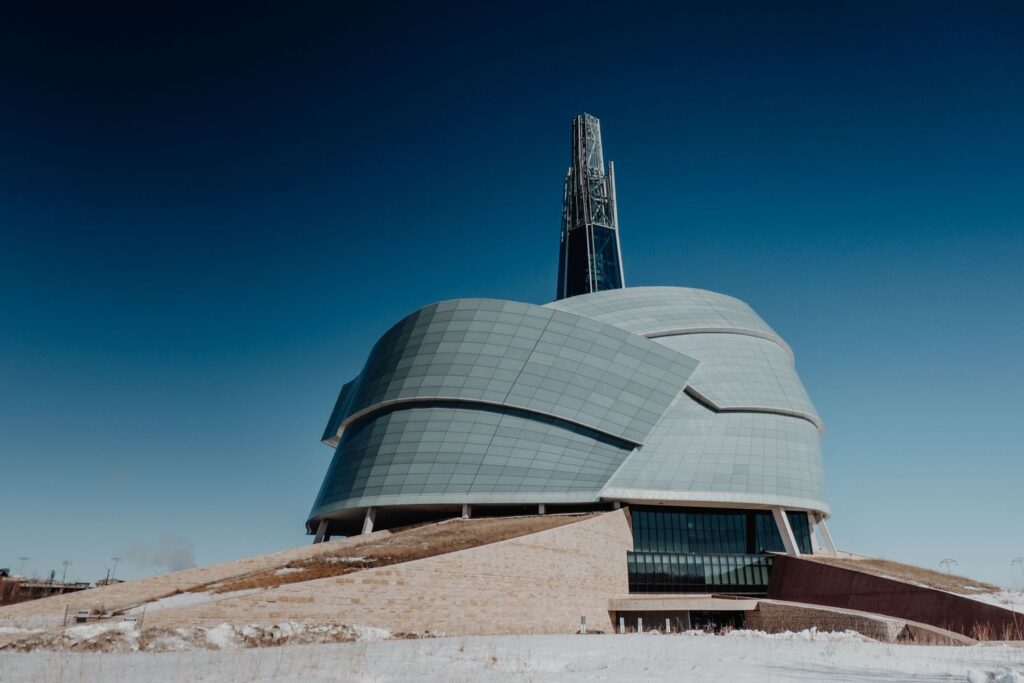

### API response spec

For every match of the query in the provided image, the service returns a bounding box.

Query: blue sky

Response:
[1,2,1023,587]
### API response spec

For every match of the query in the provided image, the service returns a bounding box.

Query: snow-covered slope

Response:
[2,631,1023,682]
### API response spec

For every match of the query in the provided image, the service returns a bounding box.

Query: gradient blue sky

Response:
[2,2,1023,587]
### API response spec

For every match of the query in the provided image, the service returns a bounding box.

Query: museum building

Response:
[308,114,835,596]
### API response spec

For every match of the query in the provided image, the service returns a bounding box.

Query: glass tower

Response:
[556,113,626,300]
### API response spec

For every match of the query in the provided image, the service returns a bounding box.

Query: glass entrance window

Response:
[627,506,814,594]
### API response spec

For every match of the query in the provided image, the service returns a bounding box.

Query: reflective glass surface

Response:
[311,401,635,518]
[313,288,830,530]
[627,552,774,594]
[562,227,593,298]
[628,506,812,593]
[787,510,813,554]
[590,225,622,291]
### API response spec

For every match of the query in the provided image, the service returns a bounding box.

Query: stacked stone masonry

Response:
[0,528,401,630]
[144,510,633,635]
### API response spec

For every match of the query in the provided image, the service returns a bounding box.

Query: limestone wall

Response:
[145,510,633,635]
[0,530,395,629]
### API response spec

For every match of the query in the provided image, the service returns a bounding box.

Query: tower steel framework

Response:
[556,113,626,300]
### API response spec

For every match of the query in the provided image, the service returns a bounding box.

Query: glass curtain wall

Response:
[627,507,813,593]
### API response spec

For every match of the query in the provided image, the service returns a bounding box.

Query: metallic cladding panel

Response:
[546,286,788,352]
[325,298,698,445]
[603,393,827,512]
[653,333,820,429]
[311,287,830,524]
[309,402,635,519]
[321,378,357,445]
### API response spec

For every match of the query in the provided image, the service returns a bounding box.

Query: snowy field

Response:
[2,631,1024,683]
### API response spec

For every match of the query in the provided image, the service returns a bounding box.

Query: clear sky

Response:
[2,2,1022,587]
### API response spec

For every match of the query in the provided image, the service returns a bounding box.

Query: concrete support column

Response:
[538,503,546,515]
[361,507,377,535]
[461,503,471,519]
[813,513,837,556]
[313,519,329,544]
[771,507,802,556]
[612,501,621,510]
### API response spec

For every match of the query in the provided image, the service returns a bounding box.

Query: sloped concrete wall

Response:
[145,510,633,635]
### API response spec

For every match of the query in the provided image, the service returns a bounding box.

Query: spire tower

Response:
[556,113,626,300]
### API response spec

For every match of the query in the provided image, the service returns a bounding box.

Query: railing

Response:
[63,605,146,630]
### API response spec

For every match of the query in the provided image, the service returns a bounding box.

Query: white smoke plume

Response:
[152,533,196,572]
[122,533,197,573]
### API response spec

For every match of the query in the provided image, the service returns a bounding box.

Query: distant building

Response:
[308,115,834,596]
[0,576,91,606]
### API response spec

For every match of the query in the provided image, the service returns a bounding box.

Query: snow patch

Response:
[352,625,392,641]
[126,588,261,614]
[0,627,44,635]
[324,556,369,564]
[204,623,239,650]
[725,627,870,642]
[4,632,1024,682]
[64,620,137,642]
[967,670,1024,683]
[964,590,1024,614]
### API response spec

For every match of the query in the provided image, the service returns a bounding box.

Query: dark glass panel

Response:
[786,511,814,554]
[562,227,592,298]
[590,225,623,291]
[626,552,774,594]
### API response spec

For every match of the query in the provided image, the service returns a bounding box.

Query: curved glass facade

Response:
[321,299,698,446]
[310,287,829,533]
[603,393,826,511]
[311,402,635,517]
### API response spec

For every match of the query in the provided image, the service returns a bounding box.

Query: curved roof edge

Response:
[309,491,602,523]
[685,386,824,434]
[308,489,828,526]
[333,397,645,447]
[546,286,792,355]
[550,285,757,310]
[600,488,830,517]
[646,327,794,360]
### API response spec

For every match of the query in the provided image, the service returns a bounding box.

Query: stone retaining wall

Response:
[142,509,633,635]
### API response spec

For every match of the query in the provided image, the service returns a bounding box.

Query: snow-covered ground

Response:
[966,590,1024,614]
[2,631,1023,682]
[125,588,262,614]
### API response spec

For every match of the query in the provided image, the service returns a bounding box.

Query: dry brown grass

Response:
[210,512,598,593]
[809,556,1000,594]
[968,621,1024,641]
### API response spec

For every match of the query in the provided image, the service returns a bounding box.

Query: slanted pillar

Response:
[771,507,801,556]
[361,507,377,535]
[313,519,329,544]
[461,503,471,519]
[538,504,546,515]
[812,513,837,556]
